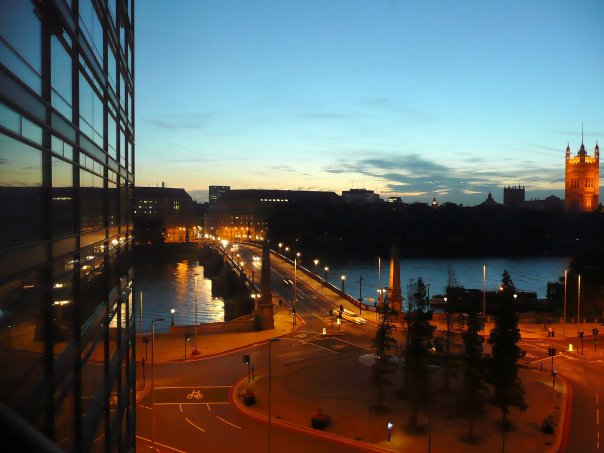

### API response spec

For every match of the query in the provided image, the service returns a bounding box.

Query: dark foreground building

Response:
[0,0,136,451]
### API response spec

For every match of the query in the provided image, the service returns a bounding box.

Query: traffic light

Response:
[243,354,250,364]
[593,328,599,336]
[329,309,333,317]
[548,347,556,356]
[578,331,584,339]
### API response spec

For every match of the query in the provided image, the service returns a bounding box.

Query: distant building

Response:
[342,188,380,203]
[388,196,403,203]
[479,192,500,207]
[207,189,340,241]
[134,186,198,242]
[431,197,439,208]
[503,185,525,207]
[209,185,230,210]
[565,137,599,211]
[522,195,564,211]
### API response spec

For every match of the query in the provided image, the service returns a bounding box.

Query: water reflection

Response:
[136,259,223,333]
[325,257,570,301]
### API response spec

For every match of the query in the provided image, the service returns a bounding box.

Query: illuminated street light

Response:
[387,421,393,442]
[324,266,329,282]
[313,259,319,274]
[170,308,175,327]
[341,275,347,293]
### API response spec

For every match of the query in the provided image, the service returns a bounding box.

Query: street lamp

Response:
[151,318,165,453]
[324,266,329,282]
[170,308,175,327]
[341,275,346,293]
[387,421,393,442]
[313,259,319,274]
[268,338,280,453]
[294,252,301,308]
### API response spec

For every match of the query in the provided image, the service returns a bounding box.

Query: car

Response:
[341,310,367,324]
[281,278,294,286]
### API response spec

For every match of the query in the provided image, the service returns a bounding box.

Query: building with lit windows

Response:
[565,138,599,211]
[0,0,136,451]
[206,189,340,241]
[133,186,198,242]
[209,185,230,210]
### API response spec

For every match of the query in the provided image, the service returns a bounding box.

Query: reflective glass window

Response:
[51,36,72,120]
[108,114,117,160]
[0,102,20,133]
[0,133,43,247]
[79,168,104,232]
[108,181,118,226]
[0,0,42,93]
[108,45,117,93]
[79,0,103,65]
[119,128,125,168]
[79,72,103,147]
[21,117,42,145]
[52,158,75,236]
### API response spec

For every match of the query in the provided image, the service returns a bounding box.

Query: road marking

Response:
[94,432,105,442]
[185,417,206,432]
[206,403,212,412]
[139,404,152,410]
[136,435,187,453]
[154,402,230,406]
[216,415,242,430]
[179,404,183,413]
[307,341,338,354]
[156,386,231,389]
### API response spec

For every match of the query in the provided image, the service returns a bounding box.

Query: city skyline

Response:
[136,0,603,205]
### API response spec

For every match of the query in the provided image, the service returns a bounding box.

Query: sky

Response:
[135,0,604,205]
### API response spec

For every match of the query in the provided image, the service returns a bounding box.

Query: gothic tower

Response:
[565,130,600,211]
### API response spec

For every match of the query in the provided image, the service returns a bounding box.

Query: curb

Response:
[555,374,573,453]
[229,375,395,453]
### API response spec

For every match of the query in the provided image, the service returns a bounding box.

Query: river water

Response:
[323,257,570,302]
[135,255,569,333]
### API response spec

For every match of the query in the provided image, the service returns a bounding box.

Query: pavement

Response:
[135,247,577,452]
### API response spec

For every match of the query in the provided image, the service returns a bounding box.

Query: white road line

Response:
[185,417,206,432]
[529,357,553,364]
[139,404,152,410]
[179,404,183,413]
[154,402,230,406]
[206,403,212,412]
[136,435,188,453]
[155,386,231,389]
[216,415,242,430]
[332,336,371,351]
[307,341,339,354]
[94,432,105,442]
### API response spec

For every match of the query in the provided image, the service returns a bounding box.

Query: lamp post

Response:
[563,269,567,336]
[313,259,319,274]
[387,421,393,442]
[358,274,364,314]
[341,275,346,293]
[577,274,581,328]
[193,273,200,355]
[324,266,329,282]
[139,291,143,336]
[151,318,165,453]
[294,252,301,308]
[444,296,450,354]
[170,308,175,327]
[268,338,280,453]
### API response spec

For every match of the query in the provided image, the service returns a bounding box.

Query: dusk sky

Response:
[135,0,604,205]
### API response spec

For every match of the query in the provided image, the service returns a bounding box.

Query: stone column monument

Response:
[387,244,404,321]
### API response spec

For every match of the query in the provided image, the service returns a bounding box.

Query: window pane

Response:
[108,114,117,160]
[79,168,104,232]
[0,0,42,93]
[51,36,72,120]
[21,117,42,145]
[52,158,75,236]
[79,72,103,146]
[0,133,43,247]
[79,0,103,65]
[0,102,20,133]
[108,46,117,92]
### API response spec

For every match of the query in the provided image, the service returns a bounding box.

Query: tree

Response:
[488,270,527,449]
[403,277,436,431]
[371,300,398,412]
[460,297,486,441]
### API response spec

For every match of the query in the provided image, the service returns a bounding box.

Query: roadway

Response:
[136,244,377,452]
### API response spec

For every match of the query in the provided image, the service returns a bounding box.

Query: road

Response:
[520,334,602,452]
[136,244,377,452]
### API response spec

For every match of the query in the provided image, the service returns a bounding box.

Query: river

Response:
[135,254,569,333]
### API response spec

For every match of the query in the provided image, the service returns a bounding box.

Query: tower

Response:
[387,244,404,321]
[258,244,275,329]
[565,131,600,211]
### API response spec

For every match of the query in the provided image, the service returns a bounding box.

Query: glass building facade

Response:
[0,0,136,451]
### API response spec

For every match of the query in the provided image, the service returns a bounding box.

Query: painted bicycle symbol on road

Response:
[187,389,203,400]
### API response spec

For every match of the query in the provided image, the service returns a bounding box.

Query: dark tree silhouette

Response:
[371,299,398,412]
[460,295,486,441]
[403,277,435,431]
[488,270,527,449]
